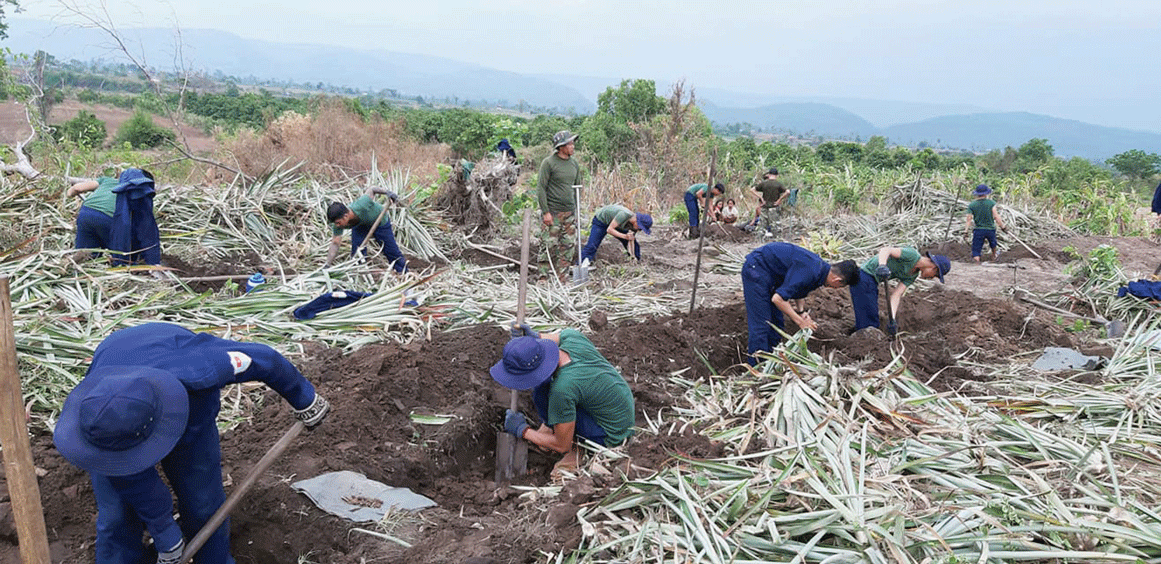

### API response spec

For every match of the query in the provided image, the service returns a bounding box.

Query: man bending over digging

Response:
[325,185,407,272]
[492,324,635,473]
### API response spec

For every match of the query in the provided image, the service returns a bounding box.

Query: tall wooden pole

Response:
[0,277,52,563]
[689,147,718,315]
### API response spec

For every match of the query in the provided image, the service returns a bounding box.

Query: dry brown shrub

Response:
[220,99,450,183]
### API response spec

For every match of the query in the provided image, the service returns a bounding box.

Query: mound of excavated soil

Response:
[4,229,1153,563]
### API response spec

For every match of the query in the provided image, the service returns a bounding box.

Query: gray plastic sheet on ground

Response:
[291,470,436,523]
[1031,347,1105,371]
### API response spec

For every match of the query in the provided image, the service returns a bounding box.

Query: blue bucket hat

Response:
[636,213,653,234]
[53,368,189,476]
[926,252,951,284]
[973,184,992,196]
[490,336,560,390]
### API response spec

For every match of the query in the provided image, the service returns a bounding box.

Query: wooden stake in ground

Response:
[689,148,718,315]
[495,209,532,482]
[0,277,53,564]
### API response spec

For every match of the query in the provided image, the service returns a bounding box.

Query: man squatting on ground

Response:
[850,246,951,334]
[683,182,725,239]
[580,204,654,265]
[742,242,860,365]
[325,185,407,273]
[493,324,635,471]
[53,322,330,564]
[752,167,789,238]
[537,130,584,273]
[965,184,1008,262]
[68,168,161,266]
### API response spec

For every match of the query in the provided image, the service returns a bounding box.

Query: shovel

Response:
[179,421,305,564]
[495,209,533,483]
[1014,288,1126,339]
[570,184,588,284]
[882,276,897,339]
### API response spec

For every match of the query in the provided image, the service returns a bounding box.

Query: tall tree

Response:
[1106,149,1161,179]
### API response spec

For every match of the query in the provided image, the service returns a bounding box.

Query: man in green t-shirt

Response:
[537,130,584,275]
[580,204,653,265]
[492,325,635,472]
[68,174,120,261]
[325,186,407,273]
[965,184,1008,262]
[849,246,950,335]
[683,182,725,239]
[752,168,789,238]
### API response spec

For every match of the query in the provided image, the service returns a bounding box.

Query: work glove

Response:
[504,409,530,438]
[509,322,539,340]
[156,538,184,564]
[875,265,891,281]
[385,190,400,203]
[886,318,898,337]
[294,393,331,429]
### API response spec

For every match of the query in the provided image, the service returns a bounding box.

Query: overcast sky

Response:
[17,0,1161,132]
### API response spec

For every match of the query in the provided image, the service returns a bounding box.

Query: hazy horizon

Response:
[11,0,1161,133]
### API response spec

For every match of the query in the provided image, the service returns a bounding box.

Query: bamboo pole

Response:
[0,277,52,564]
[689,147,718,315]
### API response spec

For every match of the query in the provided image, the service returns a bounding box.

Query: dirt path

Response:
[4,227,1155,563]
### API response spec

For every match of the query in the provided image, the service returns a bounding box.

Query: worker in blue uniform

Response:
[742,242,861,365]
[53,322,330,564]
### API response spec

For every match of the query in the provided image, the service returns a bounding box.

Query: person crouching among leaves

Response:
[325,185,407,273]
[580,204,653,266]
[492,323,635,473]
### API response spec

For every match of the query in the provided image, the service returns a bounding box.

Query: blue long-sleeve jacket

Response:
[84,323,317,553]
[745,242,830,300]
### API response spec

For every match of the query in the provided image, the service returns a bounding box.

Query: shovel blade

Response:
[494,431,528,482]
[571,264,589,283]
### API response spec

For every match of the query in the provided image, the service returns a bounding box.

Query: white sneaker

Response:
[581,258,591,268]
[763,231,773,238]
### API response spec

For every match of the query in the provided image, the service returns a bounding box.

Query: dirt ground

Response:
[0,100,217,155]
[2,221,1158,563]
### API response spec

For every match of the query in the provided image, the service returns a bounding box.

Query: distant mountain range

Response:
[7,17,1161,161]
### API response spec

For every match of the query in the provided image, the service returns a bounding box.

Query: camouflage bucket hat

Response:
[552,130,579,149]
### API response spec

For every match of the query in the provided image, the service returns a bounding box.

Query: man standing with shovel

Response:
[537,130,584,279]
[53,322,329,564]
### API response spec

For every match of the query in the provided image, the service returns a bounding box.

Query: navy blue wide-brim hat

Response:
[926,252,951,284]
[54,367,189,476]
[973,184,992,196]
[490,336,560,390]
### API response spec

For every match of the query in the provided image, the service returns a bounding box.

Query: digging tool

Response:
[1002,228,1041,260]
[570,184,588,284]
[689,147,718,315]
[495,209,532,483]
[178,420,305,564]
[1014,288,1124,338]
[0,277,52,564]
[882,276,897,339]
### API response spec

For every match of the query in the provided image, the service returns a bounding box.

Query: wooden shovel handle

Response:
[511,209,533,412]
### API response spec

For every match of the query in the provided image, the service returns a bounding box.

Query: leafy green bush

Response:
[51,110,106,149]
[113,111,175,149]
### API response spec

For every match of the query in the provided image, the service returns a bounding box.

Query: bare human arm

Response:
[325,236,343,266]
[772,293,816,331]
[67,180,99,198]
[992,206,1007,232]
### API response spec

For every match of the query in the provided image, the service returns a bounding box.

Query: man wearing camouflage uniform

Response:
[752,167,789,238]
[537,130,583,275]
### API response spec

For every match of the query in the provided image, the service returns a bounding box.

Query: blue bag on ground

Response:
[1117,280,1161,300]
[293,290,373,320]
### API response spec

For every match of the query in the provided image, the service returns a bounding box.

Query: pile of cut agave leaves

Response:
[5,168,1161,564]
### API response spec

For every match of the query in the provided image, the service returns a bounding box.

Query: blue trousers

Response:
[351,220,406,273]
[849,273,882,331]
[532,381,607,446]
[971,228,998,258]
[581,218,640,263]
[76,206,114,255]
[683,192,700,228]
[742,258,786,365]
[92,390,232,564]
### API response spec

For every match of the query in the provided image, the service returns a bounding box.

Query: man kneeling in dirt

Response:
[325,186,407,273]
[579,204,653,266]
[743,242,861,365]
[851,246,951,335]
[491,324,635,472]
